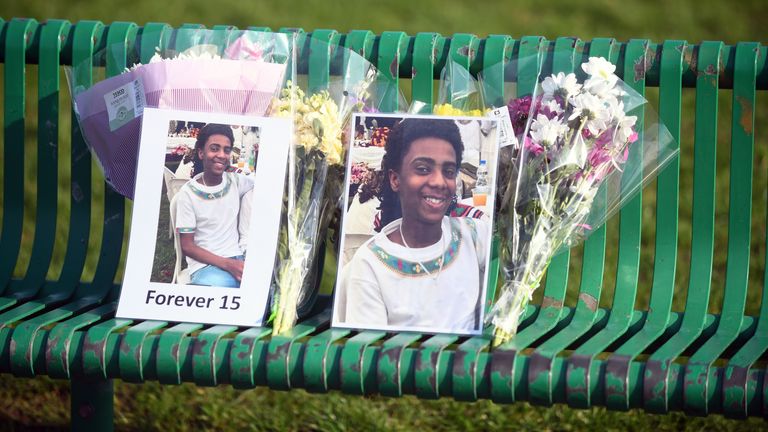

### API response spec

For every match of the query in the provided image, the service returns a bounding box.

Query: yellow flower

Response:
[433,103,488,117]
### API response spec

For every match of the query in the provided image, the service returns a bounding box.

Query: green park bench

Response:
[0,17,766,430]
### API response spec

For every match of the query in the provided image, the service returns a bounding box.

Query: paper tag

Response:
[490,106,518,149]
[104,78,146,131]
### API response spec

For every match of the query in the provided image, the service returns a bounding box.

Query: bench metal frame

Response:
[0,18,766,430]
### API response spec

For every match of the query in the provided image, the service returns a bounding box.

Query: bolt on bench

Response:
[0,18,767,430]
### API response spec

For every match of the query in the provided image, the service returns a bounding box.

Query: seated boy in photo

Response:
[174,123,254,288]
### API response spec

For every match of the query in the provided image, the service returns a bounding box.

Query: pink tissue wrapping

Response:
[74,59,286,199]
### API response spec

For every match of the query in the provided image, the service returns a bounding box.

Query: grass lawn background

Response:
[0,0,767,430]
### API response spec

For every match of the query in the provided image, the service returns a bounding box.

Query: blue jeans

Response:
[190,255,244,288]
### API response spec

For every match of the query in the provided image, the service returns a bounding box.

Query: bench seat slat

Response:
[228,326,272,388]
[118,320,168,383]
[44,302,117,378]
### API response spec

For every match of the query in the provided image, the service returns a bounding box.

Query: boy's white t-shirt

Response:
[341,216,489,333]
[175,172,254,275]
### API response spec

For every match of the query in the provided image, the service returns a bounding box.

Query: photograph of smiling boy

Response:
[150,121,258,288]
[334,116,498,334]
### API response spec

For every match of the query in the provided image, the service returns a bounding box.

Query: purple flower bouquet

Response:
[70,32,290,198]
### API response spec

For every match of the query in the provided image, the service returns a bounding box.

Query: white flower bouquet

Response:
[488,57,678,346]
[268,49,396,335]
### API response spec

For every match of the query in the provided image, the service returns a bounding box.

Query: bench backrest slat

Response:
[55,21,102,290]
[642,40,724,414]
[0,19,38,294]
[683,41,761,416]
[86,22,136,299]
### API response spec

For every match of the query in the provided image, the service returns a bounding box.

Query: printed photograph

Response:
[151,120,261,288]
[117,108,289,327]
[332,114,499,334]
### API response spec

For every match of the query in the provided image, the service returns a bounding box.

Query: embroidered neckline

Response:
[368,219,462,277]
[187,173,232,200]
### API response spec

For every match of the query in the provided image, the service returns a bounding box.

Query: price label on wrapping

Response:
[103,78,146,131]
[490,106,518,149]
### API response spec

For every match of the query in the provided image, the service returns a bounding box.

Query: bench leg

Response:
[71,377,114,431]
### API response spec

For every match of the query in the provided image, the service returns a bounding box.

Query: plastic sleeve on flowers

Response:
[482,56,678,345]
[270,42,401,335]
[66,30,293,199]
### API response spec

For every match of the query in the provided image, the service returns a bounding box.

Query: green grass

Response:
[1,375,767,431]
[151,176,178,283]
[0,0,767,430]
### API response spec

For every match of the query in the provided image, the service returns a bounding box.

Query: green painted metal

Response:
[411,32,444,113]
[344,30,376,63]
[339,331,386,394]
[16,20,71,297]
[377,332,421,396]
[643,41,723,414]
[527,38,615,407]
[137,23,173,62]
[228,326,271,388]
[722,196,768,418]
[480,34,514,107]
[85,22,136,301]
[71,376,114,432]
[566,38,650,409]
[604,40,684,411]
[446,33,479,100]
[764,365,768,418]
[191,325,237,386]
[9,297,97,376]
[413,334,458,398]
[57,21,104,290]
[0,19,38,295]
[173,23,208,52]
[308,29,339,94]
[81,317,133,379]
[683,41,759,416]
[44,302,117,378]
[377,31,408,112]
[490,36,570,405]
[303,328,351,392]
[453,337,491,401]
[155,323,203,384]
[118,320,167,382]
[247,26,272,33]
[265,309,330,390]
